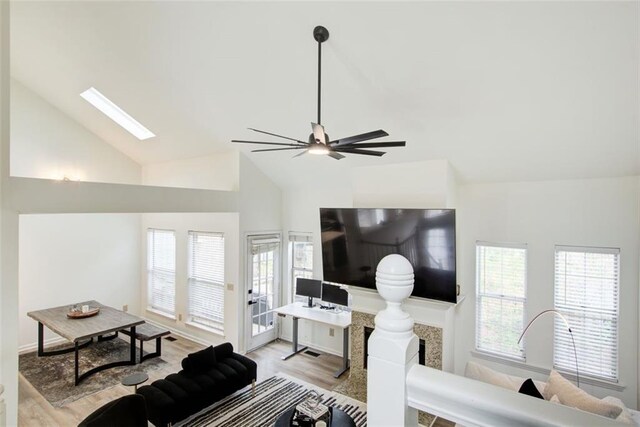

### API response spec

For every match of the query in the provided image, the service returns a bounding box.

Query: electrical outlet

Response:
[122,304,128,312]
[227,283,234,291]
[178,313,183,321]
[329,328,335,337]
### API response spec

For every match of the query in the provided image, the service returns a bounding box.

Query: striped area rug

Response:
[177,374,367,427]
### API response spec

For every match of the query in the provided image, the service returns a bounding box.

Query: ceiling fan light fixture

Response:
[308,143,330,155]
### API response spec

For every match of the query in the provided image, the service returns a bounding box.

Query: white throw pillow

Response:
[601,396,634,425]
[542,370,622,419]
[464,361,519,390]
[549,394,561,404]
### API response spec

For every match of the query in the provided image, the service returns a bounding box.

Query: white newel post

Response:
[367,254,419,427]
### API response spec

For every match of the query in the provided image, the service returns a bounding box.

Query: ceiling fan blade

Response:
[248,128,307,144]
[328,151,345,160]
[346,141,406,148]
[311,122,326,144]
[330,129,389,146]
[333,147,386,157]
[232,140,308,147]
[252,146,309,153]
[293,150,308,158]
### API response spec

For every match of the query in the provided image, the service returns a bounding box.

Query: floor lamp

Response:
[517,309,580,388]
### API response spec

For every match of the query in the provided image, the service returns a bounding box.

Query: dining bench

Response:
[120,323,171,362]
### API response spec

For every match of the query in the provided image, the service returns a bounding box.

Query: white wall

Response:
[455,176,639,408]
[280,187,353,355]
[18,213,141,350]
[280,160,458,356]
[10,79,141,185]
[238,153,282,352]
[142,152,239,191]
[141,213,240,349]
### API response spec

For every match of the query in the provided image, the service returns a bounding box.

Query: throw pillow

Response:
[549,394,561,404]
[543,370,622,419]
[185,345,217,373]
[518,378,544,399]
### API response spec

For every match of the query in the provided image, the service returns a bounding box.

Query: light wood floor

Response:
[19,337,452,426]
[18,337,347,426]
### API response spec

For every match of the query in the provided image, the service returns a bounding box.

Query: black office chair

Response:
[78,394,147,427]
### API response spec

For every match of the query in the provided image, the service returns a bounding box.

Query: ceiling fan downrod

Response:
[313,26,329,126]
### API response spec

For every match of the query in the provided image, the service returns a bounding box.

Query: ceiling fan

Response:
[231,26,406,160]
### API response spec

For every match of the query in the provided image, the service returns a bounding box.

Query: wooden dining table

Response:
[27,300,145,385]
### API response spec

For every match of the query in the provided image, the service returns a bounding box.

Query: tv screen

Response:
[320,208,456,303]
[322,282,349,306]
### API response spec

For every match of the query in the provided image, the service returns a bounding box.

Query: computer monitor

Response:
[322,282,349,307]
[296,278,322,308]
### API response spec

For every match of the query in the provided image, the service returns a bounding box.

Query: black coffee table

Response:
[274,407,356,427]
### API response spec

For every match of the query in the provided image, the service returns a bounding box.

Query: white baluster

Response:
[367,254,419,427]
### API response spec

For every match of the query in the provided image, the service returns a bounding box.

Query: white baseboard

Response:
[19,336,68,354]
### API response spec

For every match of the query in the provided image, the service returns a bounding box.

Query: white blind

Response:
[147,229,176,316]
[554,246,619,382]
[476,242,527,360]
[289,233,313,302]
[188,231,225,331]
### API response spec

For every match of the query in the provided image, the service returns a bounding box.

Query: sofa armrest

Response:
[230,352,258,382]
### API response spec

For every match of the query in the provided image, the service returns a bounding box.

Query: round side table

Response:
[121,372,149,393]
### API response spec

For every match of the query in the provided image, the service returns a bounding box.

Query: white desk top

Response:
[274,302,351,329]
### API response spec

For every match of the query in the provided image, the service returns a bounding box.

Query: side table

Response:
[121,372,149,393]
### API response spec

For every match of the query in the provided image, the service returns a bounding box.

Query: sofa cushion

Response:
[543,370,622,419]
[518,378,544,399]
[184,345,217,373]
[464,361,546,392]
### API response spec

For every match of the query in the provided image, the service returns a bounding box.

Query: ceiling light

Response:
[80,87,155,140]
[308,143,330,155]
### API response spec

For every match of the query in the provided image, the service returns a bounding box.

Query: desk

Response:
[27,300,145,385]
[274,302,351,378]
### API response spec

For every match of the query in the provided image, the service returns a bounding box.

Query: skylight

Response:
[80,87,155,140]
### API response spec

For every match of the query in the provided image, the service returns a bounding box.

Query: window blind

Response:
[554,246,619,382]
[289,233,313,302]
[147,229,176,316]
[475,242,527,360]
[188,231,225,331]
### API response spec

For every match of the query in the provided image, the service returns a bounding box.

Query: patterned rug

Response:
[178,374,367,427]
[19,336,166,408]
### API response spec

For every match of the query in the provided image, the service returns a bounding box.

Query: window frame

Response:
[146,228,177,318]
[187,230,225,333]
[475,241,528,361]
[288,232,313,303]
[553,245,620,383]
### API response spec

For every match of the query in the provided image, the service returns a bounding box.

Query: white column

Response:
[0,384,5,427]
[367,254,419,427]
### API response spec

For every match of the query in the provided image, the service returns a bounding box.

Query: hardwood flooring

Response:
[17,337,346,426]
[18,337,452,427]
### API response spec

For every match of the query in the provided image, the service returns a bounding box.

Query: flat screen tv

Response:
[320,208,456,303]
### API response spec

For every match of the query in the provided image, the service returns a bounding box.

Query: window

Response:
[147,229,176,316]
[188,231,225,332]
[475,242,527,360]
[554,246,619,382]
[289,233,313,302]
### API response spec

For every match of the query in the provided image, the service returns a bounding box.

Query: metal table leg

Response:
[38,322,92,356]
[75,325,138,385]
[334,326,350,378]
[281,316,308,360]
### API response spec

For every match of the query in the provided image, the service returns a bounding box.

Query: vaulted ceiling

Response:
[10,1,639,189]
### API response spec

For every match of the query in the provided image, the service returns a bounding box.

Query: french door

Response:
[246,233,281,351]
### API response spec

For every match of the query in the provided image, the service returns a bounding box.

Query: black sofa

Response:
[78,394,148,427]
[137,342,257,427]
